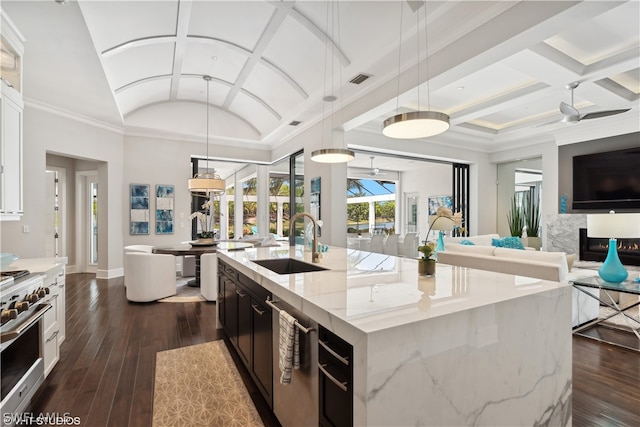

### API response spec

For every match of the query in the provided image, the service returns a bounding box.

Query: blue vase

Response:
[435,231,445,253]
[599,239,628,283]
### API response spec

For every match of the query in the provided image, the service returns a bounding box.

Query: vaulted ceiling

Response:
[3,0,639,155]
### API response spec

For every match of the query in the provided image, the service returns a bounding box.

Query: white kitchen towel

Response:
[278,309,300,385]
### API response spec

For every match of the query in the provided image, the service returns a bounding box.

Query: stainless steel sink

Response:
[252,258,328,274]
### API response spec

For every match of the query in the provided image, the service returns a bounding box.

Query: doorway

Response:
[76,171,98,273]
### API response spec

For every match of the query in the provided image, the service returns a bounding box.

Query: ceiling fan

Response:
[356,156,387,177]
[559,81,630,124]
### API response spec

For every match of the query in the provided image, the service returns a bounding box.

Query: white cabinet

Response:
[0,11,25,221]
[42,264,66,377]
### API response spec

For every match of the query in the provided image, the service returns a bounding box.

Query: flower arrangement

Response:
[424,207,464,242]
[189,199,215,239]
[417,242,436,261]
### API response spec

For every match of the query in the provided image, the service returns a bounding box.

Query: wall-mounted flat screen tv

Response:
[573,147,640,210]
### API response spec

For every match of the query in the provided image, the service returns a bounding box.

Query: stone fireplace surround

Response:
[545,214,640,267]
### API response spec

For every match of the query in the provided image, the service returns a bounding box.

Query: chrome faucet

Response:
[289,212,320,263]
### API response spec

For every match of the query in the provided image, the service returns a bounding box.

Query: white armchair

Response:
[200,253,218,301]
[125,252,177,302]
[123,245,153,253]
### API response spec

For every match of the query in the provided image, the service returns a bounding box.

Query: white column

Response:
[234,174,243,238]
[219,192,228,239]
[257,165,269,236]
[369,200,375,233]
[277,201,283,237]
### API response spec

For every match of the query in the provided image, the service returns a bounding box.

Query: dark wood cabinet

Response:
[236,286,251,367]
[251,296,272,403]
[319,325,353,427]
[217,259,273,408]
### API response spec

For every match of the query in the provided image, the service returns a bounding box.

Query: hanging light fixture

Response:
[382,0,449,139]
[311,0,354,163]
[188,75,226,193]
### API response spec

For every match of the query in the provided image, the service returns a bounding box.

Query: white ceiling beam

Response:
[169,0,193,100]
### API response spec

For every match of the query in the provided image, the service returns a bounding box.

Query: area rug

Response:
[153,340,264,427]
[158,277,206,303]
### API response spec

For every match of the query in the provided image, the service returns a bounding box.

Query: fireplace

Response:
[579,228,640,266]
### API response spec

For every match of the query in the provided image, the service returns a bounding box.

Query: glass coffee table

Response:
[572,275,640,352]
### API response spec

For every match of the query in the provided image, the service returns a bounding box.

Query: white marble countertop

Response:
[8,257,68,273]
[217,245,570,342]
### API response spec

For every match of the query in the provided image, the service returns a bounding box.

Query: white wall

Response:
[401,163,451,240]
[1,105,124,277]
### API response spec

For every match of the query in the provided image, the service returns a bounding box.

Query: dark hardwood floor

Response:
[30,273,639,426]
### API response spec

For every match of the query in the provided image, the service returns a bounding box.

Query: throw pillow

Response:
[492,237,525,250]
[460,239,475,245]
[566,253,577,271]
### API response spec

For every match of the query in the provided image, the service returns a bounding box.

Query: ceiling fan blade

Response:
[559,101,579,116]
[579,108,631,121]
[533,119,561,128]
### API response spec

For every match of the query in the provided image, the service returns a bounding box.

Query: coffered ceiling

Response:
[3,0,639,154]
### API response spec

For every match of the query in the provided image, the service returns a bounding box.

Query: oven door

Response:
[1,304,50,427]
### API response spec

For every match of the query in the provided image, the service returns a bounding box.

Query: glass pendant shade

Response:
[311,148,355,163]
[383,111,450,139]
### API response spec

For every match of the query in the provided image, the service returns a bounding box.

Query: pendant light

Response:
[311,0,354,163]
[188,75,226,194]
[382,0,449,139]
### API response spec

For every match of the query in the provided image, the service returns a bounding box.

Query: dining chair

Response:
[200,253,218,301]
[383,234,399,256]
[125,252,177,302]
[401,233,419,258]
[369,234,385,254]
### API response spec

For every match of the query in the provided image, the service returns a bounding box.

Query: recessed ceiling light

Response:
[211,56,219,61]
[457,86,465,91]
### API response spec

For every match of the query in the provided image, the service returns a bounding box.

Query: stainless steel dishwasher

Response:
[269,298,319,426]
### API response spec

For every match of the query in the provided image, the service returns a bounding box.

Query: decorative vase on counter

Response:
[418,259,436,276]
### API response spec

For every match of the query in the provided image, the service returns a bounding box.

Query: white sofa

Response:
[437,239,599,327]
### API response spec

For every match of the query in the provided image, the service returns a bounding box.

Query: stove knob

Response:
[1,309,18,323]
[25,294,39,303]
[37,289,47,298]
[15,301,29,312]
[43,287,51,295]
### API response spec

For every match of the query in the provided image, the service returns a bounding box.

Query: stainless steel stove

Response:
[1,270,51,427]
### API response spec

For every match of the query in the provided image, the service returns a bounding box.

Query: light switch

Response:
[23,225,29,233]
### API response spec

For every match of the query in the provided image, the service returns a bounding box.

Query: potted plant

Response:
[506,195,524,237]
[189,199,215,243]
[523,194,541,250]
[417,242,436,276]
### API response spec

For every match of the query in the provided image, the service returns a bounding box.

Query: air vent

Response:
[349,73,372,85]
[289,120,301,126]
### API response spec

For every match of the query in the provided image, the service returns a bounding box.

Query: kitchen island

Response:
[217,245,571,426]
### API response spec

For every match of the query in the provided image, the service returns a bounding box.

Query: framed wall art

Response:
[130,184,150,235]
[155,184,174,234]
[428,195,453,215]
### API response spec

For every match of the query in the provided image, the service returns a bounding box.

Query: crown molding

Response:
[24,98,125,135]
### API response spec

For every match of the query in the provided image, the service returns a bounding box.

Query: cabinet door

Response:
[251,297,272,406]
[55,268,66,344]
[217,273,225,328]
[222,277,238,345]
[43,293,60,377]
[0,91,23,215]
[236,286,251,367]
